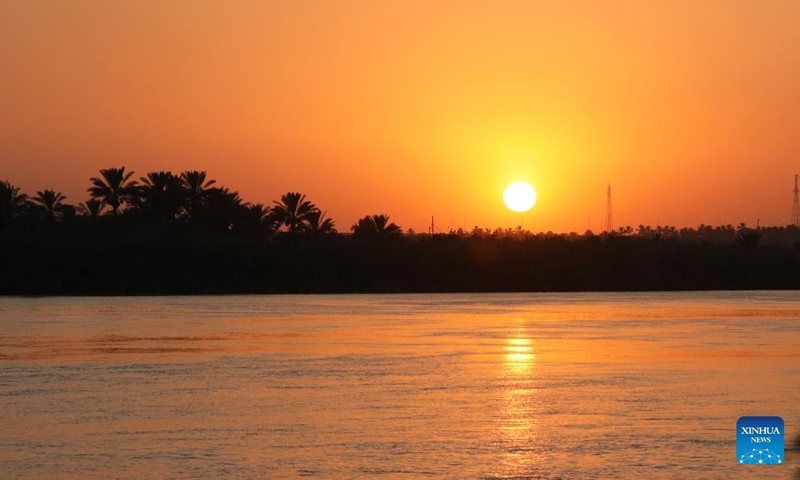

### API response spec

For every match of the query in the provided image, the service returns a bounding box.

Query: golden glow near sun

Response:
[503,182,537,212]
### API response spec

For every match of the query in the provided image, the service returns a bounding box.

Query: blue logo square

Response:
[737,416,784,465]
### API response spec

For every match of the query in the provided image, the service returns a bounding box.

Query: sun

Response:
[503,182,537,212]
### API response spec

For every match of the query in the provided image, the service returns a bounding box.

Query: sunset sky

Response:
[2,1,799,233]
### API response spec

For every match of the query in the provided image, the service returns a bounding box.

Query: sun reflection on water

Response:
[494,332,539,477]
[504,337,535,372]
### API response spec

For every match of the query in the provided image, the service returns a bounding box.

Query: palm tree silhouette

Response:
[372,214,401,235]
[78,199,106,219]
[0,180,29,229]
[135,171,184,221]
[88,167,137,217]
[247,203,270,220]
[351,214,402,238]
[201,187,249,233]
[31,189,67,220]
[243,203,274,235]
[303,210,337,234]
[271,192,318,233]
[180,170,216,221]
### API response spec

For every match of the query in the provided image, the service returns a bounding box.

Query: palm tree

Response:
[57,204,77,220]
[241,203,274,236]
[134,171,184,222]
[31,189,67,220]
[351,214,402,238]
[372,214,401,235]
[351,216,375,237]
[0,180,29,229]
[303,210,336,234]
[88,167,137,217]
[78,199,106,219]
[270,192,318,233]
[180,170,216,221]
[200,187,249,233]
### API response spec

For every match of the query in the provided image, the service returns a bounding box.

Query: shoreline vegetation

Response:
[2,168,800,295]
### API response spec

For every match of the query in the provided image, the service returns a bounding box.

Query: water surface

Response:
[1,292,798,478]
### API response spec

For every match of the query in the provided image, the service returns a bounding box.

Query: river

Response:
[1,292,798,478]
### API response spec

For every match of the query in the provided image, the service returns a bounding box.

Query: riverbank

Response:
[3,228,799,295]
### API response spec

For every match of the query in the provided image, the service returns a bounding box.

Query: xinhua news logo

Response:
[737,416,784,465]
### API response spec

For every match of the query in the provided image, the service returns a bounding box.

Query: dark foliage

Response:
[0,180,29,229]
[2,225,800,295]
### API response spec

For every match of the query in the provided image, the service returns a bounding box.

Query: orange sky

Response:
[2,1,799,233]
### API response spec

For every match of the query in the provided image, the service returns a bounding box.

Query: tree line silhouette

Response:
[2,167,800,294]
[1,168,399,237]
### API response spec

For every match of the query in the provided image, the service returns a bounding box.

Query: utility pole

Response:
[792,174,799,227]
[605,183,614,233]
